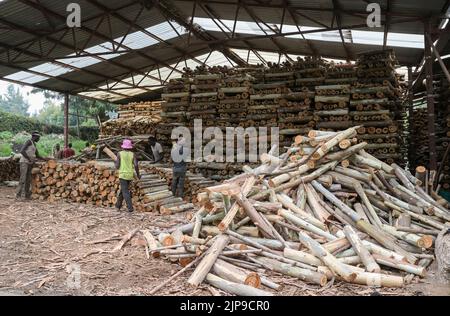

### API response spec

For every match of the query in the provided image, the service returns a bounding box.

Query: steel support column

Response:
[64,93,69,149]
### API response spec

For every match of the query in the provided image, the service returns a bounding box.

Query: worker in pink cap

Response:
[114,139,141,212]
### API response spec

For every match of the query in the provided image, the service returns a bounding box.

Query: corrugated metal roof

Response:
[0,0,448,103]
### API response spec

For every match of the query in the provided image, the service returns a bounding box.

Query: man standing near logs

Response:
[145,136,163,163]
[115,139,141,213]
[171,134,188,198]
[16,131,48,200]
[62,143,76,159]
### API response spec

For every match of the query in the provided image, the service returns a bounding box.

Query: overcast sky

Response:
[0,80,47,115]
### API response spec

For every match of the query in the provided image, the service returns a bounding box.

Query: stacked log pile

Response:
[31,160,196,214]
[142,163,216,203]
[161,78,190,124]
[278,91,315,147]
[325,63,358,85]
[217,74,251,127]
[145,127,449,294]
[101,101,162,137]
[409,107,430,170]
[0,155,20,182]
[353,50,404,165]
[293,56,327,90]
[189,74,220,126]
[314,84,351,131]
[118,101,162,119]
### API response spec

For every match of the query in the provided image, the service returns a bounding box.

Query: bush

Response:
[0,110,99,141]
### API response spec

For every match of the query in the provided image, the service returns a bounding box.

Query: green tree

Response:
[0,84,30,116]
[31,88,117,125]
[36,100,64,125]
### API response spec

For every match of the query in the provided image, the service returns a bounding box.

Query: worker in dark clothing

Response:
[115,139,141,213]
[171,135,188,198]
[17,131,47,200]
[145,136,163,163]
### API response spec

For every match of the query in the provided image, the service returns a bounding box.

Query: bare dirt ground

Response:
[0,186,445,296]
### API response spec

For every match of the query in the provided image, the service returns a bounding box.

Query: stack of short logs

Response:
[142,163,216,204]
[354,50,404,165]
[314,84,351,130]
[31,160,196,214]
[189,74,219,126]
[0,155,20,182]
[101,101,162,137]
[144,127,449,295]
[161,78,190,124]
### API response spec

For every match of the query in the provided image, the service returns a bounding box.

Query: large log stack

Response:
[409,62,450,193]
[293,56,327,90]
[354,50,404,165]
[161,78,190,124]
[278,90,315,148]
[314,84,351,131]
[145,127,449,295]
[98,49,407,181]
[0,155,20,182]
[217,73,252,127]
[100,101,162,137]
[31,160,196,214]
[189,72,220,126]
[142,163,216,203]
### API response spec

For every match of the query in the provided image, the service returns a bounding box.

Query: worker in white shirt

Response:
[145,136,163,163]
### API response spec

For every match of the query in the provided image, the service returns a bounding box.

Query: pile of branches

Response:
[145,126,449,295]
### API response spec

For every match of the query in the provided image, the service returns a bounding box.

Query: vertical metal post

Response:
[407,66,415,168]
[424,20,437,171]
[64,93,69,149]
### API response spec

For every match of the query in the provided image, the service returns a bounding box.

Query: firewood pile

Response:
[278,91,315,148]
[293,56,327,90]
[353,50,404,165]
[142,163,216,203]
[117,101,162,119]
[217,74,252,127]
[161,78,190,124]
[314,84,351,131]
[144,127,449,295]
[189,74,219,126]
[31,158,197,214]
[0,155,20,182]
[100,101,162,137]
[325,63,358,85]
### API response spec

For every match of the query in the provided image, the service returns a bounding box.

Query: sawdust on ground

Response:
[0,186,435,296]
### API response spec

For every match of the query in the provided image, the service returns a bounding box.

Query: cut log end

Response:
[417,235,434,249]
[244,272,262,288]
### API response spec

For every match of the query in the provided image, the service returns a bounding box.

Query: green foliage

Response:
[36,101,64,126]
[0,142,12,157]
[0,84,30,116]
[0,132,88,157]
[31,88,117,124]
[0,110,99,142]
